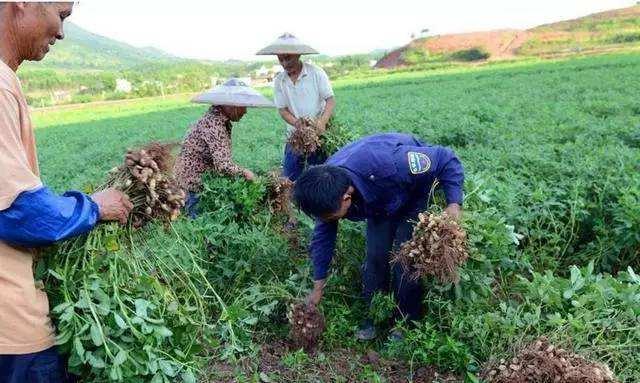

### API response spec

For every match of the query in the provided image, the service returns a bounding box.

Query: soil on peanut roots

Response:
[481,337,618,383]
[288,303,325,352]
[265,171,294,215]
[105,141,184,228]
[392,212,468,284]
[287,117,322,156]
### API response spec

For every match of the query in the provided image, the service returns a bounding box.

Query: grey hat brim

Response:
[256,33,319,55]
[191,86,274,108]
[256,43,319,55]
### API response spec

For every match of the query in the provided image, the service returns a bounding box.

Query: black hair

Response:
[293,165,351,218]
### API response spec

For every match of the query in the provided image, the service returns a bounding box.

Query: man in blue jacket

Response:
[293,133,464,340]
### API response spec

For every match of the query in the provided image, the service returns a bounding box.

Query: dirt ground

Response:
[206,340,461,383]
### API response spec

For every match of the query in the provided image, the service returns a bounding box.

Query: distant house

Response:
[369,60,377,67]
[51,90,72,103]
[255,65,269,77]
[115,79,132,93]
[252,64,283,87]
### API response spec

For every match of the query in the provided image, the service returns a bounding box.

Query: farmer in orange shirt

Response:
[0,3,132,382]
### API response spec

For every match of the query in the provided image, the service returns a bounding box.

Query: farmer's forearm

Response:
[306,278,327,306]
[0,186,99,247]
[318,97,336,127]
[313,279,326,292]
[433,147,464,206]
[310,220,338,280]
[278,108,298,126]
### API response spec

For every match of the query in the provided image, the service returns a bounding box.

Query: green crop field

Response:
[34,53,640,382]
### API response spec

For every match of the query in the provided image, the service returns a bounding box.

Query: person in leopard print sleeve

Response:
[174,105,251,191]
[174,78,274,217]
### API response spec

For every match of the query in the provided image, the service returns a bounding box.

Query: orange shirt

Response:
[0,59,55,354]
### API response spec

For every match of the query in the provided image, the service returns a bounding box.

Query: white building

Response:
[115,79,132,93]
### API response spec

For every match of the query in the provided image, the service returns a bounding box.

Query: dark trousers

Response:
[362,204,426,322]
[282,144,327,181]
[185,191,199,219]
[0,346,71,383]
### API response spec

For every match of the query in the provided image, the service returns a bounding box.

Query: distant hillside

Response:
[519,5,640,56]
[376,5,640,68]
[16,22,255,107]
[23,22,179,71]
[533,5,640,32]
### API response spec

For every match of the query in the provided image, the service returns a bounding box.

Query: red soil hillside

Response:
[375,5,640,68]
[375,30,530,68]
[413,29,530,57]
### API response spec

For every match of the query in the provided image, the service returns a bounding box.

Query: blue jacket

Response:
[310,133,464,280]
[0,187,100,247]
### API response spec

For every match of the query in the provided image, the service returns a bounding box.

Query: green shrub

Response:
[608,32,640,44]
[450,48,490,62]
[402,48,430,64]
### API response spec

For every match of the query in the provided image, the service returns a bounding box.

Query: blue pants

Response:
[362,202,426,322]
[0,346,71,383]
[282,144,327,181]
[185,192,199,219]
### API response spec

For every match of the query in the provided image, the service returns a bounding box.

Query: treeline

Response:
[18,61,252,107]
[18,53,383,107]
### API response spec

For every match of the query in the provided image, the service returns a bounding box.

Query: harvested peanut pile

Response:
[481,337,618,383]
[265,170,294,215]
[392,212,468,284]
[288,302,325,352]
[287,117,322,156]
[103,142,185,228]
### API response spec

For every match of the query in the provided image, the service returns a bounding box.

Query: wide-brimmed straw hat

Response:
[191,78,274,107]
[256,33,319,55]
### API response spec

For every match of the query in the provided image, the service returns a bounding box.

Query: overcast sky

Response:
[68,0,636,61]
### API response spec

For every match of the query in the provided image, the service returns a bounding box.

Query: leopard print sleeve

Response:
[201,113,245,177]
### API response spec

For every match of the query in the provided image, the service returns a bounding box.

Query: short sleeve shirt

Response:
[0,59,55,354]
[273,62,334,136]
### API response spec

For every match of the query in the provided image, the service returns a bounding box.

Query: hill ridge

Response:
[376,5,640,68]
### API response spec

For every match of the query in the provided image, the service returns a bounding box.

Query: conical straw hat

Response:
[191,78,274,107]
[256,33,319,55]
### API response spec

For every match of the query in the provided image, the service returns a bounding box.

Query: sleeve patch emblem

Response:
[408,151,431,174]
